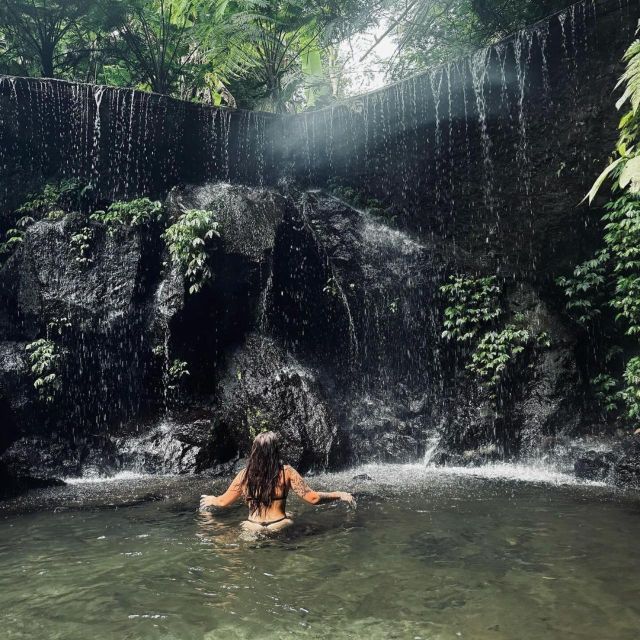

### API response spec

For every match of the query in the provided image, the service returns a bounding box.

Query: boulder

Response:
[612,436,640,488]
[208,334,340,471]
[0,214,158,334]
[165,183,289,262]
[113,414,213,475]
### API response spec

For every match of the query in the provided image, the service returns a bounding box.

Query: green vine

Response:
[441,275,501,342]
[441,276,548,398]
[557,29,640,427]
[70,226,95,266]
[25,338,60,403]
[163,208,220,294]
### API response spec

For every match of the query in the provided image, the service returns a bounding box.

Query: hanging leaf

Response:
[583,157,624,204]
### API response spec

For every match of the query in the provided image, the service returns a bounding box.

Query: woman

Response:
[199,431,355,532]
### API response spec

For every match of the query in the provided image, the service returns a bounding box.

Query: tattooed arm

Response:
[200,470,245,510]
[286,465,355,507]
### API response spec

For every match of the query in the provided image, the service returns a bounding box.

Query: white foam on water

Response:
[63,471,164,485]
[320,461,608,489]
[427,462,608,487]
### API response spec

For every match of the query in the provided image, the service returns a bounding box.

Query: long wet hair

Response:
[243,431,283,513]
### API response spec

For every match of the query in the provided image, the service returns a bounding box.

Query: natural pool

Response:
[1,464,639,640]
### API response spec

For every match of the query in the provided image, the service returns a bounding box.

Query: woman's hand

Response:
[338,491,356,508]
[199,495,219,511]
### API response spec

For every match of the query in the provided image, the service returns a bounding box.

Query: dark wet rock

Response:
[351,474,373,481]
[0,464,65,500]
[203,457,246,478]
[0,341,33,453]
[113,416,211,475]
[163,184,294,394]
[612,436,640,488]
[346,396,425,463]
[511,286,585,449]
[431,444,503,468]
[1,214,157,333]
[0,433,114,480]
[436,285,586,460]
[165,182,289,261]
[574,450,616,481]
[207,334,340,472]
[0,213,164,451]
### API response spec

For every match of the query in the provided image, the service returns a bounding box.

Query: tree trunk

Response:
[40,42,55,78]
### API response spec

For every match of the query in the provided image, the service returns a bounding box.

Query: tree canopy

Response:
[0,0,575,111]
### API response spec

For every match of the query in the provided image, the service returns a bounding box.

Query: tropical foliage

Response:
[558,27,640,427]
[440,275,548,398]
[163,208,220,294]
[90,198,163,233]
[25,338,60,403]
[0,0,576,109]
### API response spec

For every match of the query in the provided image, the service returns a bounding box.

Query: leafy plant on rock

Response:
[0,215,34,262]
[167,359,190,392]
[25,338,60,403]
[441,275,548,399]
[440,275,501,342]
[163,208,220,294]
[466,326,549,396]
[558,28,640,428]
[70,226,95,266]
[90,198,163,234]
[16,179,83,217]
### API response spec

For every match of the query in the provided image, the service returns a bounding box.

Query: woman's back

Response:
[245,466,289,525]
[199,432,355,533]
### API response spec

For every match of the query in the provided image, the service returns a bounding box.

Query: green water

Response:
[1,464,639,640]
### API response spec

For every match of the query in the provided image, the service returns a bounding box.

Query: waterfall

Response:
[0,77,278,211]
[1,0,638,473]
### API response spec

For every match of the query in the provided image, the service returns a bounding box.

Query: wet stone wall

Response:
[0,78,283,214]
[287,0,640,281]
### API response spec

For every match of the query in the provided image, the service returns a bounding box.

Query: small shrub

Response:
[0,216,36,263]
[440,275,501,342]
[163,209,220,294]
[25,338,60,403]
[466,325,533,395]
[70,226,94,266]
[167,359,190,392]
[591,373,624,415]
[91,198,163,234]
[16,179,82,217]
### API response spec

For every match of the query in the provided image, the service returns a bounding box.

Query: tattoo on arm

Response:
[229,470,246,495]
[289,467,313,499]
